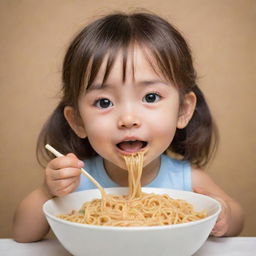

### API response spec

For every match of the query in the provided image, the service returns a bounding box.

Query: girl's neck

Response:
[103,156,161,187]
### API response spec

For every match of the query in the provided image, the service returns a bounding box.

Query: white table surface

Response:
[0,237,255,256]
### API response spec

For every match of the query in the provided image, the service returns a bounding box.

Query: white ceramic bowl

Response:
[43,187,221,256]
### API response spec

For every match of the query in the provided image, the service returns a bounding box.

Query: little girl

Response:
[13,11,244,242]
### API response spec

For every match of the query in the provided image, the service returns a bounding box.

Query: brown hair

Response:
[37,11,218,167]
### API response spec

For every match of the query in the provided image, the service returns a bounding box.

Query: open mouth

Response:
[116,140,148,153]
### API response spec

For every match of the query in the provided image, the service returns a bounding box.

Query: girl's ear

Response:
[177,92,197,129]
[64,106,87,138]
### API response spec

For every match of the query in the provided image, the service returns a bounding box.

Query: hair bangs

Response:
[81,14,135,90]
[85,44,132,91]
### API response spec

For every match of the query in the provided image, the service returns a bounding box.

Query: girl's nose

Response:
[117,113,141,129]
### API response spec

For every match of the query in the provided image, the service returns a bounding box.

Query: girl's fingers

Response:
[55,176,78,189]
[54,178,80,197]
[61,179,80,194]
[194,186,230,237]
[50,167,81,180]
[211,218,228,237]
[48,153,84,170]
[45,153,84,197]
[211,229,224,237]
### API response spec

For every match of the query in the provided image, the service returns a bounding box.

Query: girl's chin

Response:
[103,157,128,172]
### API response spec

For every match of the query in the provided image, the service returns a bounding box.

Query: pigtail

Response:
[36,102,95,167]
[170,85,218,167]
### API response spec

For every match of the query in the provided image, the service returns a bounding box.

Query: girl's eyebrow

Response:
[136,80,169,86]
[87,83,109,91]
[87,80,169,92]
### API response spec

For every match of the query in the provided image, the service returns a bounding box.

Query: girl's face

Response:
[65,46,195,173]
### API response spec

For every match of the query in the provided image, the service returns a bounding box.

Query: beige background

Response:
[0,0,255,237]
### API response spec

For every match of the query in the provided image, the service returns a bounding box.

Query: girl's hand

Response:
[193,186,231,237]
[45,153,84,197]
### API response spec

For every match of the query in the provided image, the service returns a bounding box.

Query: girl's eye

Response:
[143,93,161,103]
[95,98,113,109]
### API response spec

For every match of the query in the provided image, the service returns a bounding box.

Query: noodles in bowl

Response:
[43,151,221,256]
[43,187,220,256]
[58,192,207,227]
[57,151,207,227]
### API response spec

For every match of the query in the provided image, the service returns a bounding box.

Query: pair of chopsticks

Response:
[45,144,106,198]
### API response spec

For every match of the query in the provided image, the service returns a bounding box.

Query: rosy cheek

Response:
[85,117,111,140]
[149,112,177,132]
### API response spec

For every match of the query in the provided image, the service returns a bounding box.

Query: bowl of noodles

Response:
[43,151,220,255]
[43,187,221,256]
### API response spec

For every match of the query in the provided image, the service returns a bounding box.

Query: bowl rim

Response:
[43,187,221,231]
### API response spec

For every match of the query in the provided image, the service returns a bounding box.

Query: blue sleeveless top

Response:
[76,154,192,192]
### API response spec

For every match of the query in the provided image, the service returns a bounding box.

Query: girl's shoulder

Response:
[147,154,192,191]
[161,153,191,172]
